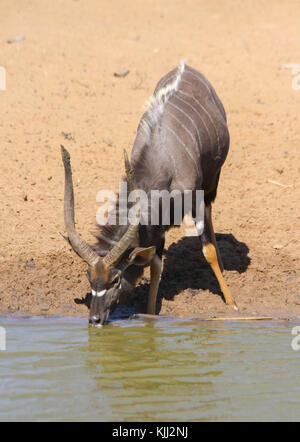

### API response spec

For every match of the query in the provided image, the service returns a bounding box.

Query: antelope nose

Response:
[89,315,103,327]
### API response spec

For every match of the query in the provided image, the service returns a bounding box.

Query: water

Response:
[0,316,299,422]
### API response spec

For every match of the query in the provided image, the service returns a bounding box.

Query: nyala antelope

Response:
[61,61,238,326]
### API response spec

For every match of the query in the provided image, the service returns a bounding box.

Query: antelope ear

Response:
[128,246,156,266]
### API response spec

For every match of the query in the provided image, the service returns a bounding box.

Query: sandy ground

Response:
[0,0,299,321]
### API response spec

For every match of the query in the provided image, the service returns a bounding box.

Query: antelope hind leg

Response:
[205,204,224,273]
[198,205,238,310]
[202,242,238,310]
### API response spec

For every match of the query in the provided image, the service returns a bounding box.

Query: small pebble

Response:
[273,244,284,250]
[114,68,130,78]
[7,34,25,44]
[103,139,113,147]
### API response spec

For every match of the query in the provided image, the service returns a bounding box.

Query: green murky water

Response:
[0,316,299,422]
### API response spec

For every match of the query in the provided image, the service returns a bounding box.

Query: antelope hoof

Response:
[226,301,239,311]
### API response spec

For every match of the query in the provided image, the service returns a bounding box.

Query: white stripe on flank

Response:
[166,108,197,147]
[178,89,221,154]
[165,108,201,162]
[167,100,203,153]
[163,123,200,175]
[173,93,213,149]
[184,66,211,93]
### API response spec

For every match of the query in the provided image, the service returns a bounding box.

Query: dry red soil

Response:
[0,0,299,321]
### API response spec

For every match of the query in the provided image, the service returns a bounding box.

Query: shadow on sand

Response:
[127,233,250,314]
[75,233,250,317]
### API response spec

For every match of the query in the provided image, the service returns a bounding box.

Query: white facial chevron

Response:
[92,289,107,298]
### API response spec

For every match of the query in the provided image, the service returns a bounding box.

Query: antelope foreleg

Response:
[147,255,162,315]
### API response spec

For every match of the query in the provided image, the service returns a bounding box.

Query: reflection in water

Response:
[0,316,300,422]
[84,319,222,421]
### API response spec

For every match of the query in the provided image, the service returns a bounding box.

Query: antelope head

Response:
[61,146,156,326]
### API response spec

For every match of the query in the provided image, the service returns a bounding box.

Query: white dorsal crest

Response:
[141,60,186,137]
